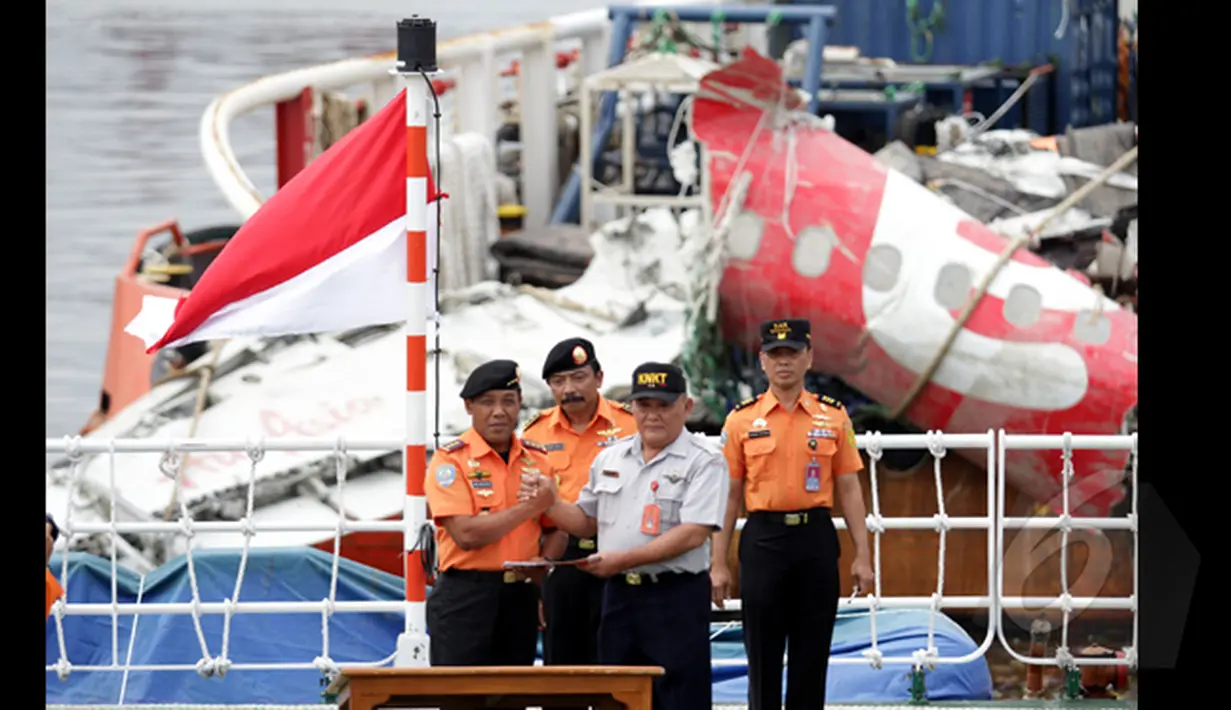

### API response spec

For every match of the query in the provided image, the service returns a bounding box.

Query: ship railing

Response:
[45,430,1137,681]
[199,0,730,232]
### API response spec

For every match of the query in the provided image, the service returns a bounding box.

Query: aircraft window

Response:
[1004,284,1043,328]
[934,262,973,310]
[863,243,901,292]
[1073,311,1112,345]
[792,225,838,278]
[727,211,764,260]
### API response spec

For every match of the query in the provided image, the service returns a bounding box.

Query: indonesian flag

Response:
[125,88,442,353]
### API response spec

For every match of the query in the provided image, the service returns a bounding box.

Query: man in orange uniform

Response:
[522,337,636,697]
[711,318,876,710]
[424,359,557,667]
[46,514,63,620]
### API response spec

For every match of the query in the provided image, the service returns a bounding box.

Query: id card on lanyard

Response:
[641,480,661,535]
[805,460,822,492]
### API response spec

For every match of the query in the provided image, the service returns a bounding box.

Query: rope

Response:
[117,574,148,704]
[420,67,445,588]
[162,343,226,522]
[52,437,84,680]
[905,0,946,63]
[1055,433,1076,668]
[215,441,265,678]
[422,69,443,455]
[680,104,772,417]
[924,432,948,670]
[886,145,1139,421]
[860,433,886,670]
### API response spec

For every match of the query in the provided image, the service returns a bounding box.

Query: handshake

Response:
[518,472,558,513]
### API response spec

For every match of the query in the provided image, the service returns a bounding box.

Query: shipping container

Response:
[784,0,1124,132]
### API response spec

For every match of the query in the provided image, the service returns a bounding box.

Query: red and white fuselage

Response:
[693,52,1137,516]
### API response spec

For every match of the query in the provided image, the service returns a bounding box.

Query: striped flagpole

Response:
[394,15,436,668]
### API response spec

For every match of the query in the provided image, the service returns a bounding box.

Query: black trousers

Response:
[739,507,841,710]
[426,568,540,666]
[543,536,605,709]
[599,571,711,710]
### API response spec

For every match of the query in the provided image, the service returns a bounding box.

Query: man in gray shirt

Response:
[521,362,728,710]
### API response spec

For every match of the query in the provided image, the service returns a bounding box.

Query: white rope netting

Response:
[46,432,1138,705]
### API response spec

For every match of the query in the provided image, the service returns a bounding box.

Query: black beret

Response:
[760,318,811,351]
[542,337,599,379]
[460,359,521,399]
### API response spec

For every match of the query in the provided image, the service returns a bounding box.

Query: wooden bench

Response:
[325,665,664,710]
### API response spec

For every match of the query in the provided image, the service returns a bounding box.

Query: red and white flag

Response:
[126,88,442,353]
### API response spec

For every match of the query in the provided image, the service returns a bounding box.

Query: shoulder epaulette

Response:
[439,438,465,452]
[820,394,844,409]
[522,439,548,454]
[522,409,546,430]
[732,396,758,412]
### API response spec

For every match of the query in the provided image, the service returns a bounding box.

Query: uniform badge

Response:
[439,439,464,452]
[467,459,481,468]
[521,467,540,476]
[545,442,565,451]
[467,471,490,480]
[748,429,771,439]
[519,456,534,465]
[601,469,619,478]
[435,464,456,487]
[477,490,494,498]
[572,345,587,365]
[470,479,493,489]
[847,428,857,447]
[752,418,767,429]
[719,430,728,446]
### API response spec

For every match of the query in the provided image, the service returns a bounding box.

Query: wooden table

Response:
[326,665,665,710]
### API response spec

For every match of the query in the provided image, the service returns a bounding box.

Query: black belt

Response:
[610,570,702,586]
[564,535,597,556]
[749,506,832,526]
[440,568,533,584]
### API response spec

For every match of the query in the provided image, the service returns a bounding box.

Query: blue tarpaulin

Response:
[47,549,990,705]
[45,549,405,705]
[710,608,993,703]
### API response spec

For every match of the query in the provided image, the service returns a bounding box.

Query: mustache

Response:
[561,394,586,404]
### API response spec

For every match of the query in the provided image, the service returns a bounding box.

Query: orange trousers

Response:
[46,568,63,620]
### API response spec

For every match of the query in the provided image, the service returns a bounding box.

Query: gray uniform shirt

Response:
[576,430,729,575]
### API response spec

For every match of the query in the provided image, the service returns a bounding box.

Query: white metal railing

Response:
[199,0,724,228]
[45,430,1138,683]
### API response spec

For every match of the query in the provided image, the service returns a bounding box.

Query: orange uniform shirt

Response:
[722,390,863,512]
[521,397,637,505]
[46,568,63,620]
[425,429,554,572]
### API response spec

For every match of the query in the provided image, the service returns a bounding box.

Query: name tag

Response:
[749,429,771,439]
[545,443,565,451]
